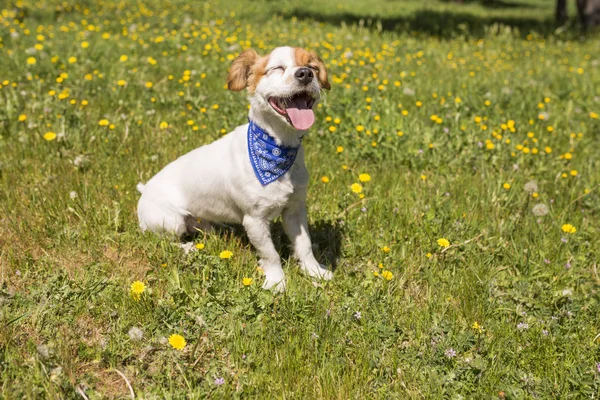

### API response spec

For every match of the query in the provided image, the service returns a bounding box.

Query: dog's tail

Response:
[136,182,146,193]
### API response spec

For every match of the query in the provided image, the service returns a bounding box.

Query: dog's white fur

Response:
[137,46,332,291]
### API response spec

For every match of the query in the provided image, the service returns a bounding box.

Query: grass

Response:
[1,0,600,397]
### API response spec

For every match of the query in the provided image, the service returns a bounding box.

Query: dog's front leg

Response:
[282,202,333,281]
[243,215,286,292]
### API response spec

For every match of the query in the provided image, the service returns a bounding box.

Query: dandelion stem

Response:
[558,183,599,220]
[337,196,378,218]
[440,231,487,253]
[114,369,135,399]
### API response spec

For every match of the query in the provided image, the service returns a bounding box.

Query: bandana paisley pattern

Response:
[247,120,300,186]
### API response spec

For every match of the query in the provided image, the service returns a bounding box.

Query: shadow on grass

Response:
[280,8,564,38]
[205,219,343,271]
[439,0,541,9]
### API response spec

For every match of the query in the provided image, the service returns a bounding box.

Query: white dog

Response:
[137,46,333,291]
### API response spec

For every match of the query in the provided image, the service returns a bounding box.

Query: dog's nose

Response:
[294,67,314,85]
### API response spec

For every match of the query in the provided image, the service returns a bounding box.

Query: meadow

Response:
[1,0,600,398]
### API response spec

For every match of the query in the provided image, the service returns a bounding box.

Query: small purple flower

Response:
[242,354,246,360]
[361,207,367,213]
[561,237,568,243]
[477,141,483,148]
[542,330,548,336]
[517,322,529,331]
[596,362,600,373]
[443,127,449,134]
[354,311,362,320]
[214,377,225,386]
[444,348,457,358]
[418,149,424,154]
[565,262,571,269]
[544,259,550,264]
[311,332,319,340]
[325,309,331,317]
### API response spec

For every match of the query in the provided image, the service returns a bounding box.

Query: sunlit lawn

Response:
[1,0,600,398]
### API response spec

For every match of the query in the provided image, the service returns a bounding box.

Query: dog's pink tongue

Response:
[286,97,315,130]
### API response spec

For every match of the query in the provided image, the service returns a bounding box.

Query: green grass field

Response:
[1,0,600,398]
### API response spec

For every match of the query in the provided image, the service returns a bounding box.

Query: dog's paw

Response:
[262,276,286,293]
[301,262,333,281]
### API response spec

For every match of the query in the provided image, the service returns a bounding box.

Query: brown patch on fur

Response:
[294,48,331,90]
[227,49,268,92]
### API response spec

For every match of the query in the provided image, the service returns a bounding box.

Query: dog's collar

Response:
[247,120,301,186]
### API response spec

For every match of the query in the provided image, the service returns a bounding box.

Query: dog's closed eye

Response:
[269,66,285,73]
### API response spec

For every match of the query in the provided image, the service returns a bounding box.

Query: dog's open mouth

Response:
[268,92,316,130]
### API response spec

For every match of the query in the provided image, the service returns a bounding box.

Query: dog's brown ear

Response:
[227,49,259,91]
[310,52,331,90]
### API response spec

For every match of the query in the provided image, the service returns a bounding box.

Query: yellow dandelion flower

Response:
[43,132,57,141]
[219,250,233,259]
[437,238,450,248]
[471,321,483,333]
[381,270,393,281]
[356,125,364,132]
[159,121,169,129]
[18,114,27,122]
[98,119,109,126]
[145,81,153,88]
[195,243,205,250]
[68,56,77,63]
[242,277,253,286]
[168,334,186,350]
[570,170,578,176]
[321,176,330,183]
[27,57,37,65]
[503,183,511,190]
[590,112,598,119]
[561,224,576,234]
[336,146,344,153]
[426,252,433,258]
[350,183,363,194]
[420,174,427,181]
[382,246,391,253]
[130,280,146,301]
[358,173,371,182]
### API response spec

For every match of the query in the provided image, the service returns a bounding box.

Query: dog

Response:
[137,46,333,292]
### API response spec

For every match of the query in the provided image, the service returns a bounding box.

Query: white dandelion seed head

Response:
[532,203,549,217]
[524,180,538,193]
[128,326,144,341]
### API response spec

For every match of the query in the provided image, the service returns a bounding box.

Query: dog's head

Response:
[227,46,330,131]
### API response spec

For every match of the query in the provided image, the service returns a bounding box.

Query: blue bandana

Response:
[247,120,300,186]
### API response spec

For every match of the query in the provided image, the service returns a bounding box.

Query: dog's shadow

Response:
[199,219,343,271]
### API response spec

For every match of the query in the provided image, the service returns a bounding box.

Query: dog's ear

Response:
[227,49,259,91]
[310,52,331,91]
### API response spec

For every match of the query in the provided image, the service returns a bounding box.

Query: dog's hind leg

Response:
[138,196,188,237]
